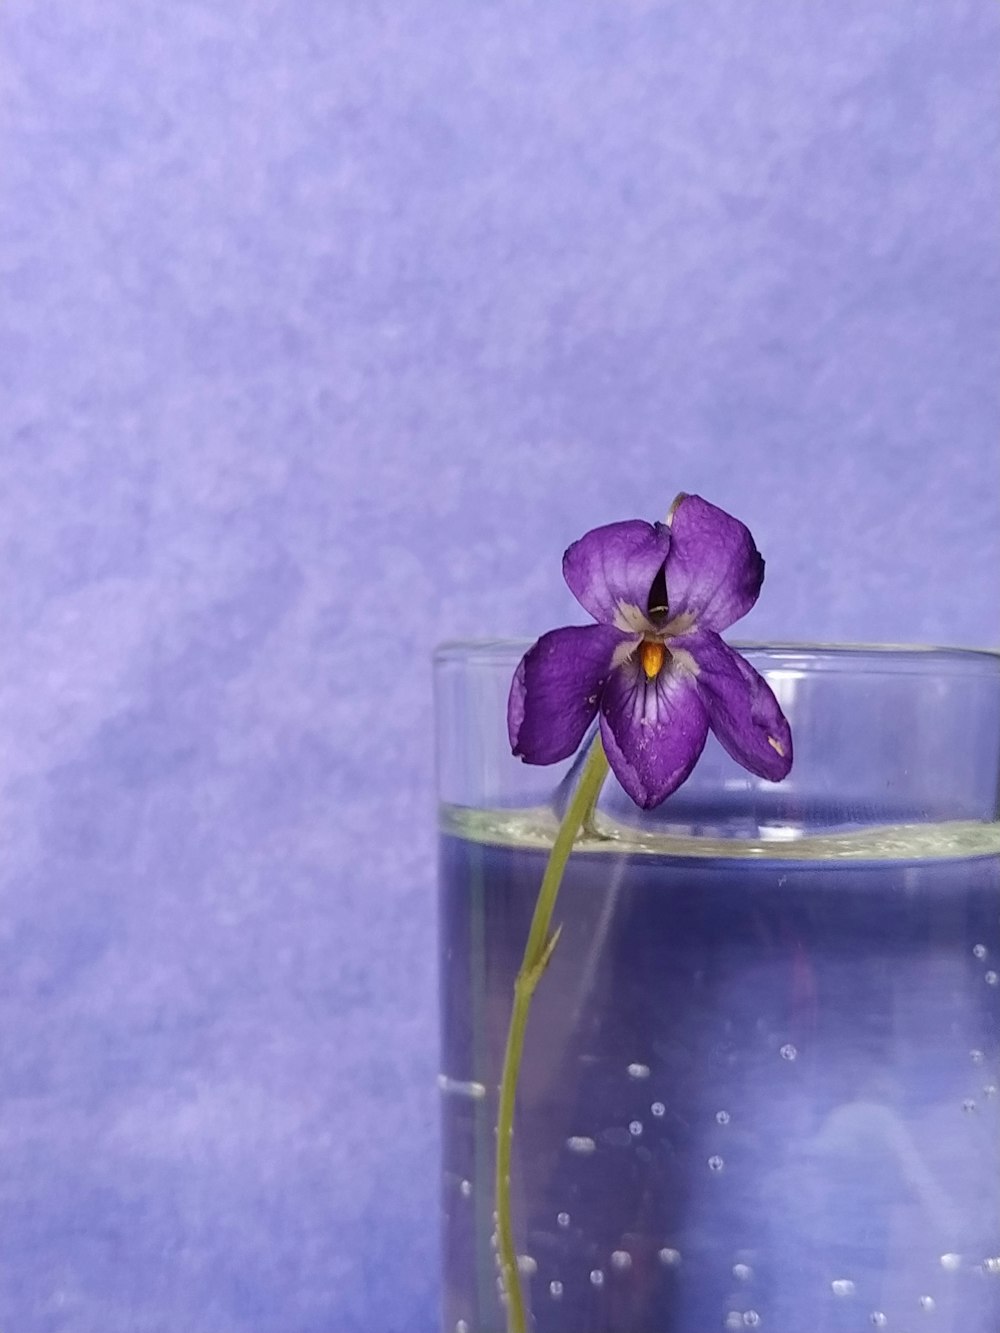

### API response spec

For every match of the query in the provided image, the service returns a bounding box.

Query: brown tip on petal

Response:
[767,736,786,757]
[665,492,688,526]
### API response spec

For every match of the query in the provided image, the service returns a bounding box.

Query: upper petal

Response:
[562,520,671,628]
[681,629,793,781]
[663,495,764,631]
[508,623,635,765]
[599,658,709,809]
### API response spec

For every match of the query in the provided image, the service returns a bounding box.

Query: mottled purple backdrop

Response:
[0,2,998,1331]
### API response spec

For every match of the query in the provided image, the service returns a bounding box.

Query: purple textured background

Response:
[1,3,999,1331]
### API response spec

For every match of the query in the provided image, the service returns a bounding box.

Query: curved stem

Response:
[494,738,610,1333]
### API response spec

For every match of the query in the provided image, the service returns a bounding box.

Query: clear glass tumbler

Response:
[435,642,1000,1333]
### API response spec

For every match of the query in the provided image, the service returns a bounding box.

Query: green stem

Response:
[494,737,610,1333]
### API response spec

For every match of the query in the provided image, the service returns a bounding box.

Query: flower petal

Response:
[508,624,635,765]
[599,658,709,808]
[562,520,672,629]
[681,630,793,781]
[663,495,764,631]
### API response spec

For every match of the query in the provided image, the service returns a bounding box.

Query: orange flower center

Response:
[638,638,666,680]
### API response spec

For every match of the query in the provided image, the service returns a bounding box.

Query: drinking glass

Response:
[436,642,1000,1333]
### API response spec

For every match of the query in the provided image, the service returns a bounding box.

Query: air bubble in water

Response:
[963,1098,977,1113]
[743,1314,760,1328]
[725,1314,743,1331]
[629,1120,643,1137]
[437,1075,487,1100]
[556,1211,570,1228]
[455,1321,469,1333]
[459,1179,472,1198]
[651,1101,666,1117]
[566,1136,596,1155]
[779,1044,798,1061]
[870,1314,887,1328]
[658,1247,681,1267]
[985,1085,998,1098]
[971,1049,985,1065]
[611,1250,632,1272]
[985,972,998,987]
[974,944,988,959]
[549,1280,563,1299]
[940,1253,962,1271]
[590,1269,605,1287]
[716,1110,731,1125]
[627,1062,650,1079]
[984,1257,1000,1275]
[517,1255,537,1276]
[708,1155,725,1172]
[733,1263,753,1281]
[831,1279,856,1297]
[919,1296,935,1311]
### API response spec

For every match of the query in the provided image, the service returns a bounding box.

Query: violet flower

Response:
[507,494,792,808]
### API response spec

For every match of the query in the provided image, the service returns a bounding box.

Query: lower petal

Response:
[508,624,634,765]
[681,630,793,781]
[599,659,709,809]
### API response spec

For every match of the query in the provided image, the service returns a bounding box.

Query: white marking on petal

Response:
[613,604,656,635]
[670,647,700,678]
[611,636,642,668]
[663,610,697,638]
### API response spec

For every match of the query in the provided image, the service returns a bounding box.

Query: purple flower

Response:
[507,495,793,809]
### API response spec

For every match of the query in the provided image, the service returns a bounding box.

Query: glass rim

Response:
[434,638,1000,677]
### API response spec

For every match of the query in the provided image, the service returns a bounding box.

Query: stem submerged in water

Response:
[494,738,610,1333]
